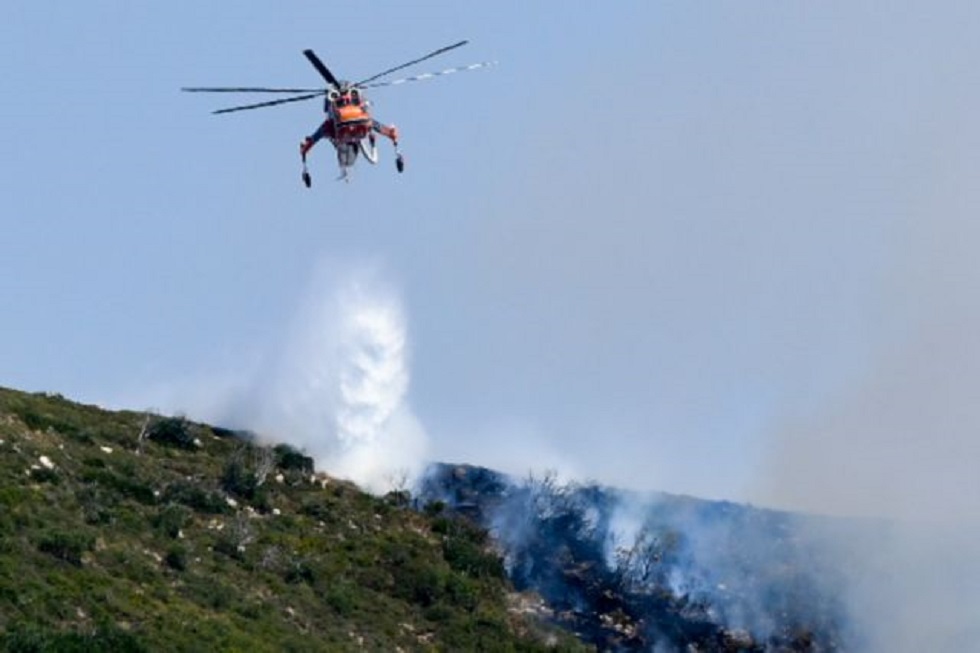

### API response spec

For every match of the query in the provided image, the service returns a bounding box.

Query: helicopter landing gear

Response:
[301,153,312,188]
[359,134,379,164]
[393,140,405,173]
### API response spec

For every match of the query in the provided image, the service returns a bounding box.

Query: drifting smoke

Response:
[253,261,428,494]
[751,92,980,650]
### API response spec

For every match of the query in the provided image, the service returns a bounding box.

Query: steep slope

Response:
[0,388,585,652]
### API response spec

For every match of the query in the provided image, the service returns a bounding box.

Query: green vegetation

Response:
[0,387,587,652]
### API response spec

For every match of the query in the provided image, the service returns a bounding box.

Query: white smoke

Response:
[750,84,980,650]
[253,261,427,494]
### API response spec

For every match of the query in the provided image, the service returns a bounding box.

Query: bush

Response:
[29,468,59,484]
[423,604,454,623]
[284,559,315,585]
[444,574,480,611]
[153,504,191,539]
[384,490,411,507]
[82,468,156,505]
[299,500,335,523]
[37,530,94,566]
[82,456,107,469]
[323,582,357,616]
[433,516,505,579]
[274,444,314,474]
[164,545,187,571]
[183,577,235,611]
[210,426,248,440]
[424,500,446,517]
[442,536,505,580]
[77,487,115,525]
[147,417,196,450]
[221,457,260,501]
[163,482,230,515]
[214,535,245,562]
[390,558,446,607]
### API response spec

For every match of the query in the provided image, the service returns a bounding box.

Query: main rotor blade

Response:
[360,61,496,89]
[211,92,325,115]
[356,40,469,86]
[183,86,324,94]
[303,49,340,88]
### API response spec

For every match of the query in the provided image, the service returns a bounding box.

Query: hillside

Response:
[0,387,586,652]
[419,464,852,652]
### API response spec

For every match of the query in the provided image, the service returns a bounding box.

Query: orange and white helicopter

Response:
[183,41,492,184]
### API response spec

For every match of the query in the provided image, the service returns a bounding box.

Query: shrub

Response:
[424,500,446,517]
[274,444,314,474]
[147,417,196,450]
[37,530,94,566]
[284,559,315,585]
[442,537,505,580]
[210,425,248,439]
[77,486,115,525]
[164,545,187,571]
[29,468,59,484]
[423,604,454,623]
[391,559,446,607]
[82,468,156,505]
[323,582,357,616]
[221,457,255,496]
[82,456,106,468]
[444,574,480,611]
[353,566,390,592]
[183,577,235,611]
[299,500,335,522]
[384,490,411,507]
[214,533,247,562]
[163,482,230,515]
[435,516,505,580]
[153,504,191,539]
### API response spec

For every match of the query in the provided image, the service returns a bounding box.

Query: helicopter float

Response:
[183,40,493,184]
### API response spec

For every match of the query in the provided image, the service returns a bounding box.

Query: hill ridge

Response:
[0,386,584,652]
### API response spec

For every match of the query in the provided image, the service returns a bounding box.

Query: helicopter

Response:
[183,40,493,184]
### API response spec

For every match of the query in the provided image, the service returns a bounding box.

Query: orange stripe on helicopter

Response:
[336,104,371,125]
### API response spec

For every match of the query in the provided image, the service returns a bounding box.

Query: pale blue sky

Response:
[3,2,979,518]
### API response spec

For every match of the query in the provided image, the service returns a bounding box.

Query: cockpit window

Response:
[329,88,362,110]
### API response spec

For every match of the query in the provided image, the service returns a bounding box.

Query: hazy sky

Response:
[3,2,979,521]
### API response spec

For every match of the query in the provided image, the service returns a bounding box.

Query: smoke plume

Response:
[750,93,980,650]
